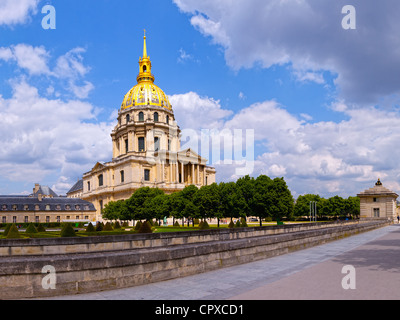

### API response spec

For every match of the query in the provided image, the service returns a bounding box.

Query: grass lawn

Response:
[0,221,316,239]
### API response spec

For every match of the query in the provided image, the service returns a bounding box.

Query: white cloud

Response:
[173,0,400,106]
[69,80,95,99]
[169,90,400,197]
[54,48,91,79]
[0,0,39,26]
[0,44,51,75]
[0,44,95,99]
[170,91,233,131]
[0,79,114,193]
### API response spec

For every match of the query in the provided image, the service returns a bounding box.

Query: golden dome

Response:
[121,32,172,111]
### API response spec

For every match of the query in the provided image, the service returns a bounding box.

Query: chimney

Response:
[38,194,43,202]
[34,183,40,193]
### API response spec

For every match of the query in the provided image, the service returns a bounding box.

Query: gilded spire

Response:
[137,30,154,83]
[143,29,147,58]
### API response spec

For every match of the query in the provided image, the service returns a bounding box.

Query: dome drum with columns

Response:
[77,33,216,220]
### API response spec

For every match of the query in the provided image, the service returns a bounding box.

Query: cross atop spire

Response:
[143,29,147,58]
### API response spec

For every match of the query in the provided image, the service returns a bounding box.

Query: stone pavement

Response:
[46,224,400,300]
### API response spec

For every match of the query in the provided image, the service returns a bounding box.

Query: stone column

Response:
[181,162,184,184]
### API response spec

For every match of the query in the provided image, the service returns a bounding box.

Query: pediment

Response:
[178,148,207,164]
[91,162,106,172]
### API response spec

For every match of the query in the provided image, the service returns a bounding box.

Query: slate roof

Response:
[67,179,83,195]
[0,196,96,212]
[32,185,58,197]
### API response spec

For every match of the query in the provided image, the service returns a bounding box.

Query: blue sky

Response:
[1,0,400,198]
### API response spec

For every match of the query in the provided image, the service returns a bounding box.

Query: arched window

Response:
[138,112,144,122]
[154,112,159,122]
[98,174,104,187]
[138,137,145,152]
[143,65,147,72]
[126,114,130,123]
[166,115,169,125]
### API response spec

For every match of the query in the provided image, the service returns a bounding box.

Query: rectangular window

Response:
[154,137,160,152]
[98,174,104,187]
[24,216,28,223]
[121,170,125,183]
[373,208,380,217]
[138,137,145,152]
[35,216,39,223]
[168,139,171,151]
[57,216,60,223]
[2,216,6,223]
[46,216,50,223]
[125,139,129,153]
[13,216,16,223]
[144,169,150,182]
[87,181,91,191]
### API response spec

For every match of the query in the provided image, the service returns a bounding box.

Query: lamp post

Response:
[310,201,317,222]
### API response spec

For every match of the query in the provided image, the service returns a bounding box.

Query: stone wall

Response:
[0,220,390,299]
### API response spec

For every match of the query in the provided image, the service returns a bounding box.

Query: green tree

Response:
[180,185,199,226]
[102,200,126,221]
[193,183,220,223]
[125,187,164,221]
[236,175,256,218]
[269,177,294,221]
[218,181,246,223]
[60,223,76,237]
[6,224,21,239]
[294,194,322,219]
[85,222,95,232]
[252,175,273,226]
[323,195,346,219]
[345,196,360,219]
[145,193,169,223]
[25,223,38,234]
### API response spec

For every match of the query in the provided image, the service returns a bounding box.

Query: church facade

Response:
[74,34,216,219]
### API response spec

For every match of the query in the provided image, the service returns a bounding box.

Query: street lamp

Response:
[310,201,317,222]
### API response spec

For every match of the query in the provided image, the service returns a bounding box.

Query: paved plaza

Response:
[46,224,400,300]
